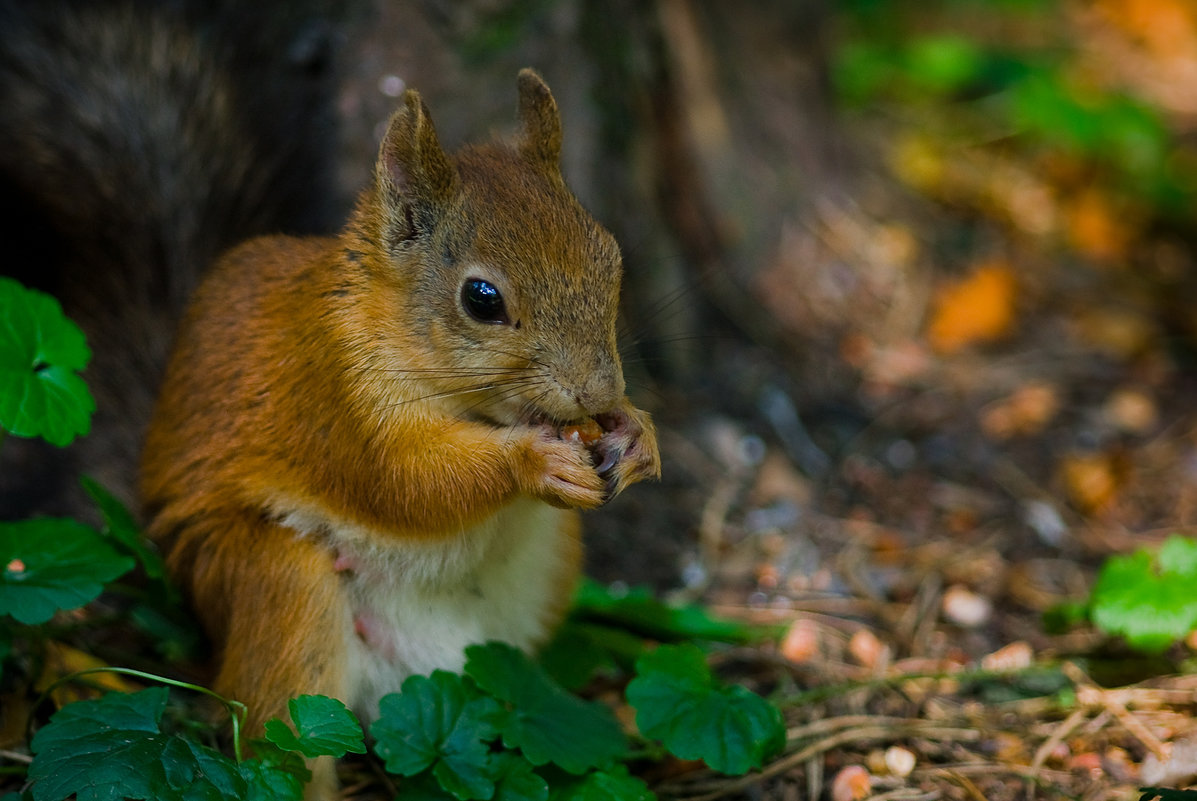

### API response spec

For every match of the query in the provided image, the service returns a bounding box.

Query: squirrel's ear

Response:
[376,89,458,244]
[517,68,562,170]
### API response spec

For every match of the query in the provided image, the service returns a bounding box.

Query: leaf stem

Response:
[29,666,249,762]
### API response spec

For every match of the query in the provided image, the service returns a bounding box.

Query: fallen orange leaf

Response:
[927,262,1018,353]
[35,642,139,708]
[1065,189,1135,262]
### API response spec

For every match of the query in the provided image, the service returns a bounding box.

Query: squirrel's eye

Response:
[461,279,508,324]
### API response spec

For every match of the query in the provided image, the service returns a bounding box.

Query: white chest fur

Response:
[299,497,576,723]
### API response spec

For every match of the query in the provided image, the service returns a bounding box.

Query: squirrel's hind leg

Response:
[163,510,354,798]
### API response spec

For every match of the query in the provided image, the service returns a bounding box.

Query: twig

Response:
[1063,662,1172,761]
[0,749,31,764]
[938,770,988,801]
[669,722,983,801]
[1025,706,1087,798]
[867,790,941,801]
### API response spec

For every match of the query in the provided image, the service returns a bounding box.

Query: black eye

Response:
[461,278,508,324]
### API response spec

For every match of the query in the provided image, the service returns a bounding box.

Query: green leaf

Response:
[1141,789,1197,801]
[0,518,134,624]
[572,579,756,644]
[904,35,984,95]
[130,602,201,662]
[538,623,622,690]
[396,772,459,801]
[547,765,655,801]
[0,277,94,446]
[626,644,784,776]
[490,752,549,801]
[1091,535,1197,653]
[28,687,247,801]
[81,477,166,580]
[371,670,503,800]
[263,694,365,759]
[465,642,626,775]
[240,750,309,801]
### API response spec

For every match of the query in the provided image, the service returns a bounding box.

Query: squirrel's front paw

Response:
[593,401,661,499]
[520,426,607,510]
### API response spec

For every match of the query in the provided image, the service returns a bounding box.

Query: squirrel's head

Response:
[362,69,626,427]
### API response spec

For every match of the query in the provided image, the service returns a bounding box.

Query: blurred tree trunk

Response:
[340,0,847,397]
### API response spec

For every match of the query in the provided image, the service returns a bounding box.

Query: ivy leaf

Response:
[1091,535,1197,653]
[28,687,247,801]
[371,670,502,800]
[80,477,166,580]
[546,765,655,801]
[626,644,785,776]
[390,755,547,801]
[0,277,94,446]
[394,772,458,801]
[263,695,365,759]
[465,642,625,774]
[538,623,625,691]
[240,747,309,801]
[490,752,549,801]
[0,518,134,625]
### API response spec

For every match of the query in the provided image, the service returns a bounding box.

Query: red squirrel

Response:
[140,69,660,792]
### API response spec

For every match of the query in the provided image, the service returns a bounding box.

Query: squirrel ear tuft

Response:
[517,68,562,169]
[376,88,457,243]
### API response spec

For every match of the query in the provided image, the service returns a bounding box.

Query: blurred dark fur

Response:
[0,0,354,517]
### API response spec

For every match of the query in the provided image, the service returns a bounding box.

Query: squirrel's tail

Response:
[0,0,351,516]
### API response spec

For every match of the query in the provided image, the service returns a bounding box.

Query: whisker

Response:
[617,276,703,345]
[380,375,550,410]
[347,365,536,377]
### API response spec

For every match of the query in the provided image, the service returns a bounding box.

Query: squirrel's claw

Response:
[593,401,661,501]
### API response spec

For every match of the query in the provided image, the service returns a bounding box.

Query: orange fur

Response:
[140,69,659,798]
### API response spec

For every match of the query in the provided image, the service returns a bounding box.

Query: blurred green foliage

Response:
[830,0,1197,216]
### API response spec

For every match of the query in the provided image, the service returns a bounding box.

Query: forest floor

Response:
[582,4,1197,799]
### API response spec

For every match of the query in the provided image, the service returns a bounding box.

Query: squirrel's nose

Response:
[572,360,625,416]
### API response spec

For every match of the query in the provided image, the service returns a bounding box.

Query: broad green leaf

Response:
[28,687,246,801]
[81,477,166,580]
[465,642,625,774]
[0,518,134,624]
[240,754,308,801]
[538,623,623,690]
[393,754,545,801]
[548,581,759,688]
[1091,535,1197,653]
[626,644,784,776]
[396,772,458,801]
[263,694,365,759]
[372,671,502,800]
[572,580,755,644]
[547,765,655,801]
[491,753,549,801]
[0,277,94,446]
[242,741,311,801]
